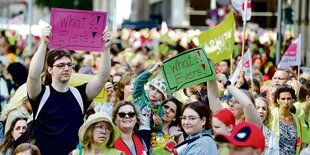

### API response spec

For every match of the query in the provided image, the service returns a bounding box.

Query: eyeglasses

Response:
[118,112,136,118]
[94,125,112,134]
[180,116,200,121]
[53,63,75,69]
[228,100,239,105]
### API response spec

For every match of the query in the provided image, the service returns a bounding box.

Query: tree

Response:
[35,0,93,10]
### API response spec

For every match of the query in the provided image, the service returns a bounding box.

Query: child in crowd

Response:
[132,62,167,148]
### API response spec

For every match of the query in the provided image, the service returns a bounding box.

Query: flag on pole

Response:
[232,0,252,21]
[230,49,252,84]
[198,10,235,63]
[278,34,302,69]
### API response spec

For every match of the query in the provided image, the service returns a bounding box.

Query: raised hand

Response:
[216,73,228,84]
[102,29,112,48]
[149,62,163,74]
[41,25,52,44]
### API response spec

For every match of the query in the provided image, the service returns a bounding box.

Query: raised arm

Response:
[132,62,162,99]
[27,26,51,100]
[225,75,262,127]
[85,30,111,101]
[207,78,223,113]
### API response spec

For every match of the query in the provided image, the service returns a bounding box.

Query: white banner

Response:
[278,34,301,69]
[232,0,252,21]
[230,49,252,84]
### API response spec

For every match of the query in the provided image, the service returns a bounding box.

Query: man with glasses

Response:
[25,25,112,155]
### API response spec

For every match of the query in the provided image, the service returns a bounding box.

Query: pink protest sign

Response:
[49,8,107,52]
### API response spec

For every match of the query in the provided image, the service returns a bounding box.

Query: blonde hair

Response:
[300,73,310,81]
[12,143,41,155]
[1,84,28,121]
[287,80,302,100]
[80,122,114,149]
[113,72,136,106]
[255,97,271,128]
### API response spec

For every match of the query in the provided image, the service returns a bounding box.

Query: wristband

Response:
[224,80,231,89]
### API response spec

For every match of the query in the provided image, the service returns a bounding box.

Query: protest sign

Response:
[69,73,107,102]
[49,8,107,52]
[198,10,235,64]
[161,47,216,93]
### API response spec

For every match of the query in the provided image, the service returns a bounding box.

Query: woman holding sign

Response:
[24,25,112,155]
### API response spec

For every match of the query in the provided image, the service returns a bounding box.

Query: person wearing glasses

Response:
[26,25,112,155]
[173,101,218,155]
[209,73,262,126]
[270,84,302,155]
[0,117,27,154]
[71,112,123,155]
[112,101,148,155]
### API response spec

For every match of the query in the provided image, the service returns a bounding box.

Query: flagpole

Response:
[298,65,300,81]
[298,34,301,81]
[240,0,248,77]
[230,53,233,77]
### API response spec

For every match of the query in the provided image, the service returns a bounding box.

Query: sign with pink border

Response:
[49,8,107,52]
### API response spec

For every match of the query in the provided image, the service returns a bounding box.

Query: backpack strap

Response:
[69,86,84,114]
[34,86,84,120]
[35,86,50,120]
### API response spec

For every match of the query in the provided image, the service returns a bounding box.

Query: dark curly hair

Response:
[162,97,183,128]
[273,84,296,107]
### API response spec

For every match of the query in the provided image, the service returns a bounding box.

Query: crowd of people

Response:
[0,20,309,155]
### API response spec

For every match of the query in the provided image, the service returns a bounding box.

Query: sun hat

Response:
[78,112,121,147]
[148,77,167,99]
[9,83,27,106]
[215,122,265,151]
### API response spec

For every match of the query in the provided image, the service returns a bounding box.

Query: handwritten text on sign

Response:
[161,48,216,93]
[49,8,107,52]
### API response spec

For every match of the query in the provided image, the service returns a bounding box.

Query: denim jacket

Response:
[175,130,218,155]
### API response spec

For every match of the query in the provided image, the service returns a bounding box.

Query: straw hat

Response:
[78,112,121,147]
[9,83,27,105]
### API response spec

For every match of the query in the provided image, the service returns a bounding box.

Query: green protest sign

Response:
[161,47,216,93]
[198,10,235,63]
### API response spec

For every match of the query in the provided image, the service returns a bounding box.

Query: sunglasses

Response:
[118,112,136,118]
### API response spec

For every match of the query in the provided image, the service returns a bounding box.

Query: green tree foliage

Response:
[35,0,93,10]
